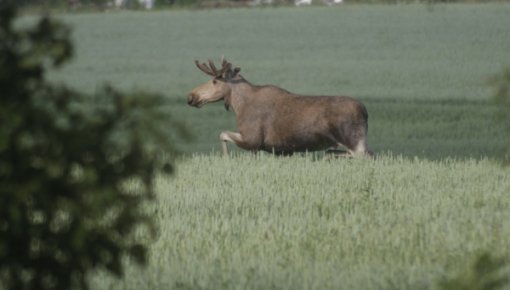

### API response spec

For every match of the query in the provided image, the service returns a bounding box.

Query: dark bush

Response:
[0,4,185,290]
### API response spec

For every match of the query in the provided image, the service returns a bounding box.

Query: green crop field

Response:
[44,3,510,289]
[90,154,509,290]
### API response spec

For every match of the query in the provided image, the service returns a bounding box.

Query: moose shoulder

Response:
[188,57,373,157]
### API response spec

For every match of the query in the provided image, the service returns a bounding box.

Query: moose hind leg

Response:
[219,131,244,156]
[348,138,374,158]
[326,144,350,157]
[338,124,373,158]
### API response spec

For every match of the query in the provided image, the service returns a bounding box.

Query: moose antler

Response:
[194,60,215,76]
[194,56,238,79]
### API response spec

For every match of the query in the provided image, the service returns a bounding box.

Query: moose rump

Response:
[188,57,372,157]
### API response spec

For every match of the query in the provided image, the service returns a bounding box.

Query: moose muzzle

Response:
[187,92,199,107]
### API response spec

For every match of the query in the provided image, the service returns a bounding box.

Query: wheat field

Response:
[89,154,510,289]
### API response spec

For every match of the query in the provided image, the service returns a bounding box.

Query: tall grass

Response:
[90,154,510,290]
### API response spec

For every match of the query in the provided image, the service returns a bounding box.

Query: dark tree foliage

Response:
[0,4,185,290]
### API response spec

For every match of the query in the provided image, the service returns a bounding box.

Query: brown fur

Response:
[188,58,372,157]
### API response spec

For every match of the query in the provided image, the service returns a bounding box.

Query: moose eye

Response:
[212,79,218,84]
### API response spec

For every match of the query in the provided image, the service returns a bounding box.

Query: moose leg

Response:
[219,131,244,156]
[328,140,369,158]
[325,144,351,159]
[349,138,374,158]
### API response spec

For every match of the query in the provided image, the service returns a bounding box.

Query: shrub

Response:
[0,4,185,290]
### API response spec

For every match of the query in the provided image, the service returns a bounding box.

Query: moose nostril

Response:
[187,93,195,105]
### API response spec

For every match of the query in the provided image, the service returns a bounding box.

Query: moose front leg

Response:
[219,131,244,156]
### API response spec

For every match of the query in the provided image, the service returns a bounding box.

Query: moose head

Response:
[187,57,241,109]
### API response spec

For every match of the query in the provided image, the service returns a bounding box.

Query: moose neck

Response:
[225,77,255,114]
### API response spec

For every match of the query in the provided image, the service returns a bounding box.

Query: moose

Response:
[188,57,373,157]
